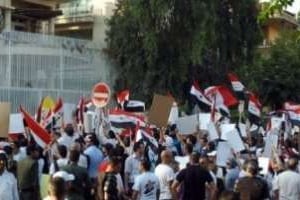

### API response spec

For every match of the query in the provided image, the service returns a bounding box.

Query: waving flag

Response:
[124,100,145,112]
[248,92,261,117]
[287,109,300,126]
[228,73,245,95]
[190,81,212,112]
[109,109,146,129]
[205,86,238,116]
[20,106,51,148]
[43,98,63,130]
[116,90,130,108]
[283,102,300,111]
[136,128,158,153]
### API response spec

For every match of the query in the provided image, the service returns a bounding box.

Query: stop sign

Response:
[91,82,111,108]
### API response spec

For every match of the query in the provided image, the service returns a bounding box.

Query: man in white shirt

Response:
[124,141,145,194]
[0,152,19,200]
[57,124,79,149]
[155,150,175,200]
[132,159,160,200]
[273,157,300,200]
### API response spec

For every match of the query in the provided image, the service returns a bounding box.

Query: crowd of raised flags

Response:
[1,72,300,200]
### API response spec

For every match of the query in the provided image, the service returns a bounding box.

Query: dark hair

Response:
[108,130,116,139]
[187,135,197,145]
[109,156,121,167]
[64,125,74,137]
[133,141,143,152]
[3,146,13,156]
[0,153,7,168]
[26,144,38,156]
[246,159,259,175]
[219,191,239,200]
[49,176,66,199]
[69,149,80,163]
[58,145,67,158]
[140,159,151,171]
[12,141,20,149]
[190,152,200,164]
[288,156,299,170]
[185,143,194,154]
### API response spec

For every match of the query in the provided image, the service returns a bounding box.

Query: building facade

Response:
[0,0,116,113]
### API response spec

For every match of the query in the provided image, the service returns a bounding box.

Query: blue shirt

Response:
[84,145,103,178]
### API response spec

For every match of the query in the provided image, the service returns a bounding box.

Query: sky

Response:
[288,0,300,14]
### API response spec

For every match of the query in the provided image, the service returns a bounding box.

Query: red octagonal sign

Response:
[91,82,111,108]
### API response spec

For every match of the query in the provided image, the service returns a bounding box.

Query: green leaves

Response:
[105,0,262,106]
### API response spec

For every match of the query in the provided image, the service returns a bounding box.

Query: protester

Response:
[0,152,19,200]
[101,156,122,200]
[172,152,215,200]
[44,171,74,200]
[49,145,68,175]
[273,156,300,200]
[17,144,40,200]
[132,159,160,200]
[124,141,145,195]
[235,159,269,200]
[225,158,240,191]
[58,124,79,149]
[60,149,91,200]
[155,150,175,200]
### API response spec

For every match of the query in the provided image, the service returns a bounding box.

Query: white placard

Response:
[263,134,278,158]
[9,113,25,134]
[226,130,245,152]
[271,117,283,130]
[258,157,270,175]
[168,103,179,124]
[238,123,247,137]
[208,121,219,140]
[175,156,189,170]
[63,103,76,124]
[199,113,211,130]
[216,142,233,167]
[220,124,236,140]
[176,114,198,135]
[84,112,95,133]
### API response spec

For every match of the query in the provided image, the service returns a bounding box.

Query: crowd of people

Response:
[0,119,300,200]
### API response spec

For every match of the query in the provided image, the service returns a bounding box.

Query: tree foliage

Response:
[105,0,261,104]
[236,31,300,110]
[259,0,294,22]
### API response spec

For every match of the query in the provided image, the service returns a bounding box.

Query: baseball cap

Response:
[53,171,75,182]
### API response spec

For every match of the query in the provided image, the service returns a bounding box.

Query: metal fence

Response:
[0,31,115,113]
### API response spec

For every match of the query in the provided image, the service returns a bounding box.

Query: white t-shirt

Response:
[133,172,159,200]
[57,133,79,149]
[0,170,19,200]
[154,164,175,200]
[273,170,300,200]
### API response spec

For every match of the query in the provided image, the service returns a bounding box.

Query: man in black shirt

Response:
[172,152,215,200]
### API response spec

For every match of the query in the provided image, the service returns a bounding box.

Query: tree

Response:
[105,0,261,105]
[259,0,295,22]
[236,31,300,110]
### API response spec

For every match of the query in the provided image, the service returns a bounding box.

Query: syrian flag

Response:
[20,106,51,148]
[286,109,300,126]
[109,109,146,129]
[190,81,212,112]
[116,90,130,108]
[283,102,300,111]
[136,128,159,153]
[205,86,238,117]
[248,92,261,117]
[124,100,145,112]
[228,73,245,99]
[247,92,262,125]
[43,98,63,130]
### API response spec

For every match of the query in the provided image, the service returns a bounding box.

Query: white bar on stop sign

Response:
[93,93,109,99]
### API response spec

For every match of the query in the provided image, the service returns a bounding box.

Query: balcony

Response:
[56,6,103,24]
